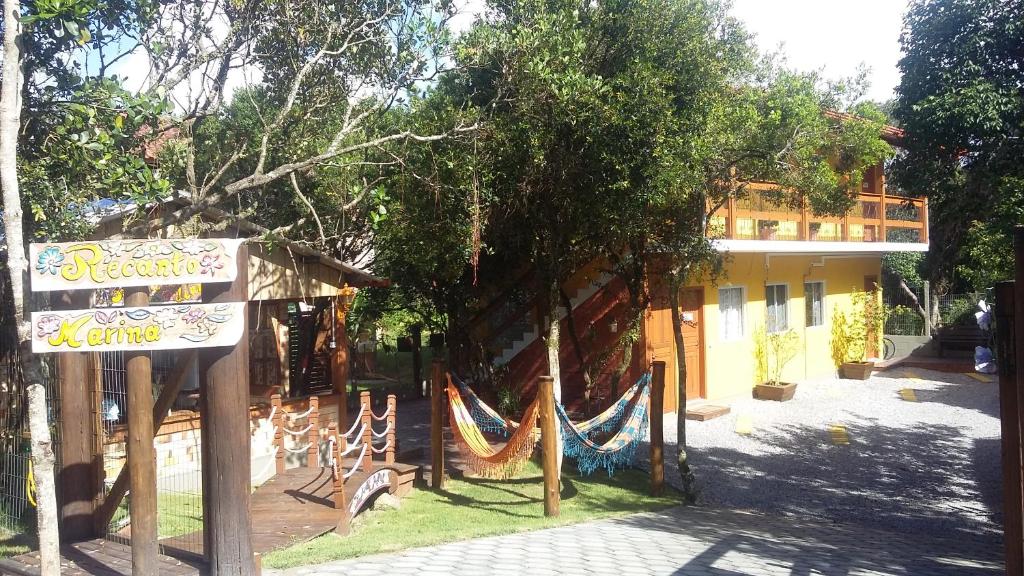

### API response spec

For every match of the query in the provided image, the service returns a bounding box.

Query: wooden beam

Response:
[56,290,98,542]
[93,350,198,533]
[199,243,256,574]
[124,286,158,574]
[538,375,559,517]
[330,299,349,433]
[995,281,1022,576]
[430,359,445,489]
[649,362,666,497]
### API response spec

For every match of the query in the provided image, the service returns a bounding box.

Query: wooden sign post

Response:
[124,286,158,573]
[199,244,255,575]
[28,237,252,575]
[538,375,559,517]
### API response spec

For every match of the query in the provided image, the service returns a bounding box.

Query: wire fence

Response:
[883,288,987,336]
[98,350,204,556]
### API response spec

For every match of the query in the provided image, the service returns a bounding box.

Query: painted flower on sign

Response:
[35,314,61,337]
[133,242,173,259]
[178,239,208,256]
[199,254,223,275]
[35,247,64,276]
[100,240,124,261]
[154,307,178,329]
[182,307,206,324]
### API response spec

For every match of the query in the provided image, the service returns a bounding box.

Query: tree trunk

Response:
[1,1,61,570]
[667,273,696,503]
[544,279,563,478]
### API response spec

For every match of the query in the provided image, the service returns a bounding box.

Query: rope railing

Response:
[271,394,322,474]
[372,422,393,439]
[282,423,314,436]
[370,406,392,421]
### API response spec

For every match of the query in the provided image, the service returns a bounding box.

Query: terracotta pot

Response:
[753,382,797,402]
[840,361,875,380]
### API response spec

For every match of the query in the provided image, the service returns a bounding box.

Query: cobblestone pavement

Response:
[268,504,1003,576]
[279,368,1005,575]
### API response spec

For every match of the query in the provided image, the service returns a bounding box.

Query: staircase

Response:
[471,267,614,366]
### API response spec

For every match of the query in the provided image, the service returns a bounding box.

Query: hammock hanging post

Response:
[650,362,666,496]
[538,375,560,517]
[431,359,446,489]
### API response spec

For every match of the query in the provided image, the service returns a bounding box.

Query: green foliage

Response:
[753,326,800,385]
[884,304,925,336]
[831,289,882,365]
[893,0,1024,291]
[939,296,977,327]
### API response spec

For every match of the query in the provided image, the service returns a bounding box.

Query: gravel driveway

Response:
[647,367,1003,549]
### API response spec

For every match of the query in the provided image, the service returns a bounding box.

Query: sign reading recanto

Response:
[31,303,245,353]
[29,238,244,291]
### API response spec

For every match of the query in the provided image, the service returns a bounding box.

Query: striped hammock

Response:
[446,383,540,479]
[557,375,651,476]
[449,371,649,440]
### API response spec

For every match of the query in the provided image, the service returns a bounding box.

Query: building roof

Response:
[89,195,388,288]
[824,110,905,146]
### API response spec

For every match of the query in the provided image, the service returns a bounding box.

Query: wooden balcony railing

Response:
[708,185,928,244]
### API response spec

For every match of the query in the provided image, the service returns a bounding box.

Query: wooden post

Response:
[1012,226,1024,574]
[199,243,256,575]
[272,394,285,474]
[124,286,157,574]
[921,197,930,244]
[360,391,372,471]
[56,290,97,541]
[329,423,350,536]
[331,298,349,434]
[538,375,559,517]
[842,213,850,242]
[649,362,666,496]
[430,359,445,489]
[411,324,423,398]
[727,196,738,239]
[307,396,320,469]
[996,281,1022,576]
[385,394,397,465]
[800,200,810,241]
[879,175,888,243]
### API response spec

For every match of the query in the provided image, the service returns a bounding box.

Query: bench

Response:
[935,324,988,358]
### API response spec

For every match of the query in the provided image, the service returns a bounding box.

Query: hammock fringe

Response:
[447,384,539,480]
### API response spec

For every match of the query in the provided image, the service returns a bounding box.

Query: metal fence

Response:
[0,329,61,535]
[884,286,987,336]
[98,350,204,556]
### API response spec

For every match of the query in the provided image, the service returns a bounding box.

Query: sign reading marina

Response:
[31,303,245,353]
[30,238,244,291]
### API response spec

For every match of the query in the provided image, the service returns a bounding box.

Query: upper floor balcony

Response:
[707,183,929,253]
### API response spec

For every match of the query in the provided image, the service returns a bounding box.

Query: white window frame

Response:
[804,281,826,328]
[765,282,790,333]
[718,285,746,342]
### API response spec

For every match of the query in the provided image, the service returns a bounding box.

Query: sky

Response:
[730,0,910,103]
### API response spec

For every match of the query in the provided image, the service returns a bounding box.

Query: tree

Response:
[3,0,60,571]
[893,0,1024,292]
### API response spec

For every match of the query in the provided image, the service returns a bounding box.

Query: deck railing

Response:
[708,184,928,244]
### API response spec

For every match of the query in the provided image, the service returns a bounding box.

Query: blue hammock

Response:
[449,371,649,440]
[556,375,651,476]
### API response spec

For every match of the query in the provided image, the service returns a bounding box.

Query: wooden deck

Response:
[161,462,418,558]
[0,462,418,575]
[0,539,205,576]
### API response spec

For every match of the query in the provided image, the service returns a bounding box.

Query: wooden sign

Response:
[347,469,392,516]
[31,303,245,353]
[30,238,244,292]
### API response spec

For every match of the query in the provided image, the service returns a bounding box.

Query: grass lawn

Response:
[263,460,680,569]
[0,528,34,559]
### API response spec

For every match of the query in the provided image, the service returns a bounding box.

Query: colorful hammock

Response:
[449,371,649,440]
[557,375,651,476]
[448,373,515,437]
[447,383,540,479]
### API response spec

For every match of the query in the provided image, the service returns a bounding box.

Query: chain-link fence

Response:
[883,285,986,336]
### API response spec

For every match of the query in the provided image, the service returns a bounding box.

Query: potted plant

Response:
[753,327,800,401]
[831,288,881,379]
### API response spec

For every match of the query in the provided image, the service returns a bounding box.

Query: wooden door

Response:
[645,283,705,412]
[680,288,705,401]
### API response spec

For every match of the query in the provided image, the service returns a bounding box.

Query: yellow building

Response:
[645,167,929,410]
